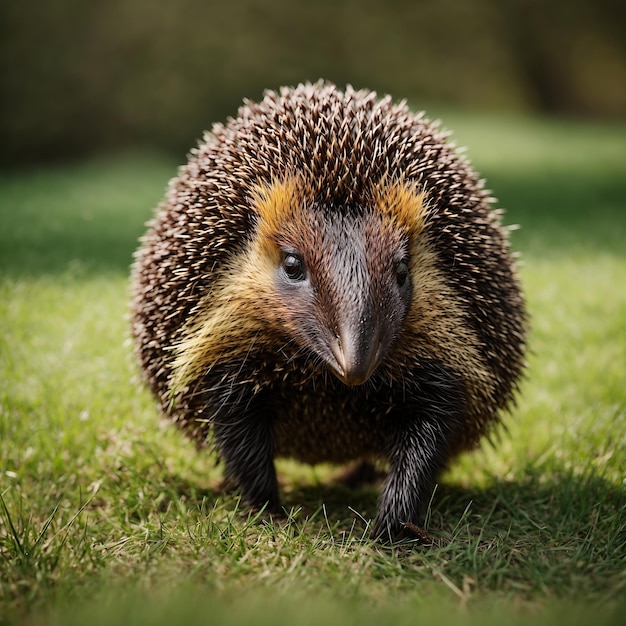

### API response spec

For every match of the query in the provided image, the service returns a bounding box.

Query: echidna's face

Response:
[252,179,424,386]
[274,211,411,386]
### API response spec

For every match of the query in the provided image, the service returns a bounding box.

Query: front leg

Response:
[212,389,281,515]
[372,365,465,542]
[371,419,450,541]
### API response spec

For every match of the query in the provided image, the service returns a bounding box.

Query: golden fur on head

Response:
[252,177,303,246]
[253,176,428,242]
[374,180,428,238]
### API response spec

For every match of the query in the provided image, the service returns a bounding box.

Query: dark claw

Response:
[399,522,438,546]
[371,518,437,546]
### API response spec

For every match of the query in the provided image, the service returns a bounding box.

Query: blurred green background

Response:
[2,1,626,623]
[1,0,625,167]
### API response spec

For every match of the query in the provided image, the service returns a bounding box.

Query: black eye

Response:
[396,260,409,287]
[282,253,307,282]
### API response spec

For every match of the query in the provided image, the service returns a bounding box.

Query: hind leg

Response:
[334,459,386,489]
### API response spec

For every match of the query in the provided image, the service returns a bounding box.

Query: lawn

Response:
[1,115,625,625]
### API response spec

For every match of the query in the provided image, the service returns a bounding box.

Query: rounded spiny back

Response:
[131,81,526,446]
[191,82,487,217]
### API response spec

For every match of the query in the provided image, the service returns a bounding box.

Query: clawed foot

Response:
[396,522,438,547]
[371,518,438,546]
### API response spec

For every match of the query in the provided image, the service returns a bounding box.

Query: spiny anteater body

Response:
[130,82,527,541]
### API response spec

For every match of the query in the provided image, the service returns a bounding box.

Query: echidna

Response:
[130,81,527,541]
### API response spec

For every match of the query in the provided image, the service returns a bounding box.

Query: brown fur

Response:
[130,81,527,540]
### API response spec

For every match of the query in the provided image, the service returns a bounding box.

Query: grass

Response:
[1,116,625,625]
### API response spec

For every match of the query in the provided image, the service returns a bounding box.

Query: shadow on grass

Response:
[153,461,625,560]
[282,469,625,595]
[0,153,176,278]
[493,171,626,259]
[282,468,625,542]
[2,460,623,606]
[123,462,626,598]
